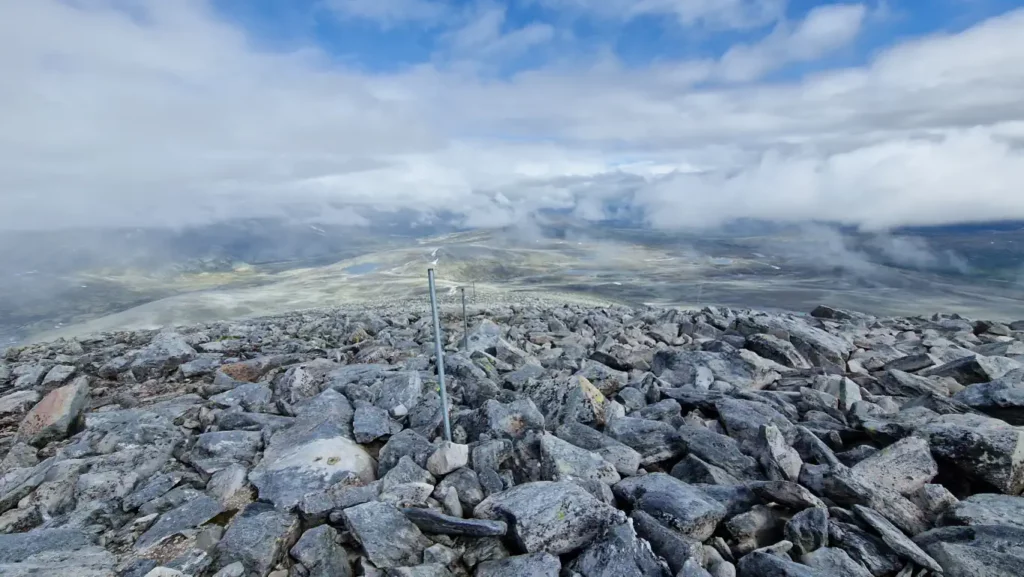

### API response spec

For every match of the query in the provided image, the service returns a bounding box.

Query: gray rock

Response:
[217,411,295,433]
[379,429,436,476]
[427,442,469,476]
[207,463,253,511]
[853,505,942,572]
[574,360,629,394]
[883,353,937,373]
[953,369,1024,425]
[820,466,930,536]
[671,454,741,485]
[921,354,1021,385]
[909,483,958,522]
[0,528,94,563]
[16,376,89,446]
[401,507,507,536]
[180,356,221,378]
[475,552,560,577]
[189,430,262,475]
[828,520,902,577]
[653,349,779,389]
[746,333,812,369]
[0,546,117,577]
[353,400,400,443]
[437,467,485,508]
[613,474,727,541]
[13,364,49,390]
[289,525,351,577]
[136,494,225,550]
[739,313,853,373]
[216,502,300,577]
[785,507,829,556]
[755,424,803,482]
[375,371,423,414]
[568,521,670,577]
[342,501,431,569]
[471,438,514,472]
[0,390,39,416]
[946,493,1024,529]
[40,365,75,389]
[630,509,703,575]
[727,504,788,555]
[736,551,827,576]
[927,541,1024,577]
[918,412,1024,494]
[555,422,641,476]
[384,565,453,577]
[605,416,683,465]
[465,319,503,354]
[479,399,545,440]
[850,436,937,496]
[211,562,245,577]
[749,481,826,510]
[132,332,197,379]
[249,430,376,510]
[209,383,273,413]
[677,425,763,481]
[382,456,435,490]
[474,481,624,555]
[799,548,872,577]
[539,433,620,485]
[715,398,794,453]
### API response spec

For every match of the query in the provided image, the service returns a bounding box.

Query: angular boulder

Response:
[474,481,624,555]
[16,376,89,447]
[613,474,727,541]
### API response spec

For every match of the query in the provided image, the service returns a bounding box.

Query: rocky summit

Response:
[1,300,1024,577]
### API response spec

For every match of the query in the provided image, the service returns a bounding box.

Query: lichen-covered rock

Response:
[16,376,89,446]
[342,501,432,569]
[474,481,625,555]
[613,474,726,541]
[215,502,300,577]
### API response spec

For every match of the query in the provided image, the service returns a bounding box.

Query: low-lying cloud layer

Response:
[2,0,1024,232]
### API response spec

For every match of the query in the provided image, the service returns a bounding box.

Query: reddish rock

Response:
[17,376,90,446]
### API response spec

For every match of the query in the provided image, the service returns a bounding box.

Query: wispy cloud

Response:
[1,1,1023,234]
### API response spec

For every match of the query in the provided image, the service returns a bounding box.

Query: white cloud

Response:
[442,3,555,62]
[534,0,787,29]
[326,0,449,26]
[718,3,867,82]
[1,0,1024,234]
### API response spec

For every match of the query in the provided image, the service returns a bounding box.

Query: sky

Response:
[2,0,1024,232]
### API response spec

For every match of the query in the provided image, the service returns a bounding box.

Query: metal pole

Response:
[427,268,453,442]
[460,287,469,350]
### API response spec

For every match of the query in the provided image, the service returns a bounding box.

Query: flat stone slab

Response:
[402,507,507,536]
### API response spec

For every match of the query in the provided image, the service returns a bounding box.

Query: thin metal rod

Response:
[461,287,469,350]
[427,268,453,442]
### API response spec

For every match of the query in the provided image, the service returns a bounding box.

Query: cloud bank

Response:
[1,0,1024,232]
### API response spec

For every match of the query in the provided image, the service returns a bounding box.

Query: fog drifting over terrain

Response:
[2,0,1024,233]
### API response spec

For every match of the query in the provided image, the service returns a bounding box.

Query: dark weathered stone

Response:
[474,481,624,555]
[736,551,827,576]
[215,502,300,577]
[568,521,670,577]
[342,501,431,569]
[613,474,726,541]
[630,510,703,575]
[289,525,351,577]
[475,553,560,577]
[401,507,507,536]
[605,417,683,465]
[136,494,225,550]
[785,507,829,556]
